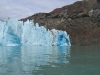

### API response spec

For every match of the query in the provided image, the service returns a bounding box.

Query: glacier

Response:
[0,19,71,46]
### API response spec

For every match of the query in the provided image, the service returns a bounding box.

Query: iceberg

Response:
[0,19,71,46]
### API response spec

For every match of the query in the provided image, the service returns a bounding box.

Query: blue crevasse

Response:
[0,20,21,46]
[0,19,71,46]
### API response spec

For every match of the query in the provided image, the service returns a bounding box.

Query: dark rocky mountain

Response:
[20,0,100,45]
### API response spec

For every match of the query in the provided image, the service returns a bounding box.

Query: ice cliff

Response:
[0,19,71,46]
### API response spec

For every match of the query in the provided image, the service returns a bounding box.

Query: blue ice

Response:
[0,19,71,46]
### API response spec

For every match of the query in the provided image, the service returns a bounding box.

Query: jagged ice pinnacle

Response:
[0,19,71,46]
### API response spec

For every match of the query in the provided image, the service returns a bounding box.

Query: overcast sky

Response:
[0,0,81,20]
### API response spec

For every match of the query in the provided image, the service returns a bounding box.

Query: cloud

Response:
[0,0,81,20]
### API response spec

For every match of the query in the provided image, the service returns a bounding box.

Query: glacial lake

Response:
[0,45,100,75]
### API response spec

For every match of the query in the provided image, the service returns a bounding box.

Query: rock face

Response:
[20,0,100,45]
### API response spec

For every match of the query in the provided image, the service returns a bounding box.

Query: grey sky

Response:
[0,0,81,20]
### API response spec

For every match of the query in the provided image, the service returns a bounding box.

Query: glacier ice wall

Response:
[0,19,71,46]
[0,20,20,46]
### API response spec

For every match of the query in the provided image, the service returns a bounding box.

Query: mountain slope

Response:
[20,0,100,45]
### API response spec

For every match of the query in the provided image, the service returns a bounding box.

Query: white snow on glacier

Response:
[0,19,71,46]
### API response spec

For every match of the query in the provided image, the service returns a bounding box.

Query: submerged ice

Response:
[0,19,71,46]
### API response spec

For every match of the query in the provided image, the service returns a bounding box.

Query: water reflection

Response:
[21,46,70,74]
[0,46,70,75]
[0,46,21,75]
[70,45,100,65]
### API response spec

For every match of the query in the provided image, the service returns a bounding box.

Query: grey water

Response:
[0,45,100,75]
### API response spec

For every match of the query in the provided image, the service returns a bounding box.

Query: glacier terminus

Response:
[0,19,71,46]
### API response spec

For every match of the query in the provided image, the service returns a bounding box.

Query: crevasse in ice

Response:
[0,19,71,46]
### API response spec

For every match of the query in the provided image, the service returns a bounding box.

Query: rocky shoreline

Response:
[20,0,100,45]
